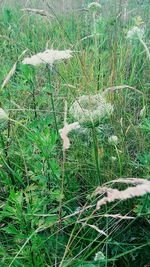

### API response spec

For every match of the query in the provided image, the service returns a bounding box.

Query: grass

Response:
[0,1,150,266]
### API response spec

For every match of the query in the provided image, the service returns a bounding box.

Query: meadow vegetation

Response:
[0,1,150,266]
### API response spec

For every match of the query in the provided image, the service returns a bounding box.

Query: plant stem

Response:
[47,65,58,135]
[92,127,101,184]
[93,11,98,52]
[31,81,37,119]
[139,37,150,61]
[115,145,122,176]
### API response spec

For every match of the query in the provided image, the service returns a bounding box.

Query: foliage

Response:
[0,1,150,266]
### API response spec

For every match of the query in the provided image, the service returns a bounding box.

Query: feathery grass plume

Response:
[22,49,73,67]
[0,108,8,123]
[1,62,17,89]
[21,8,53,19]
[109,177,150,185]
[80,223,107,236]
[1,49,27,89]
[93,178,150,210]
[70,94,113,128]
[59,122,80,151]
[59,101,80,150]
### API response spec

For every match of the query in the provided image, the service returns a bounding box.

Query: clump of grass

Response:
[0,1,150,267]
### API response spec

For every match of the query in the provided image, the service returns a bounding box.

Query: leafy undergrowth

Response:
[0,1,150,266]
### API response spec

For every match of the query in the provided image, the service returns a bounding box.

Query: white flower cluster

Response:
[88,2,102,12]
[0,108,8,123]
[70,94,113,128]
[127,26,144,40]
[94,251,105,261]
[108,135,119,145]
[22,49,73,66]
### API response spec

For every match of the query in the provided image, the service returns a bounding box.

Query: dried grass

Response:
[21,8,54,19]
[102,85,144,96]
[1,49,27,89]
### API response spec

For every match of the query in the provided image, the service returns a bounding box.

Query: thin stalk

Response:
[93,11,98,52]
[58,101,67,223]
[139,37,150,61]
[56,101,67,266]
[97,47,101,91]
[91,127,101,184]
[47,65,58,135]
[0,133,15,185]
[31,81,37,119]
[115,145,122,176]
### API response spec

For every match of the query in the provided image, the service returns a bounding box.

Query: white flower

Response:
[127,26,144,40]
[108,135,119,145]
[111,156,117,162]
[0,108,8,123]
[88,2,102,12]
[22,49,73,66]
[70,94,113,128]
[94,251,105,261]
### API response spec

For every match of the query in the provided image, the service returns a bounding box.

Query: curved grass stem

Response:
[92,127,101,184]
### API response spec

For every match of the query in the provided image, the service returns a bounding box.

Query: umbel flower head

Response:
[70,94,113,128]
[94,251,105,261]
[88,2,102,12]
[0,108,8,123]
[127,26,144,40]
[22,49,73,66]
[108,135,119,145]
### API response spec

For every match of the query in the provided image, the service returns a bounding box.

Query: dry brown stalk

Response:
[101,85,144,96]
[79,222,108,236]
[21,8,53,19]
